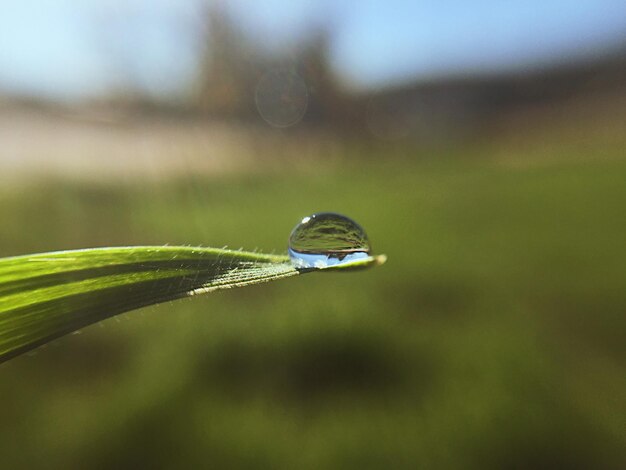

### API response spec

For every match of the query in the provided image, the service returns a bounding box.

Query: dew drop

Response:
[288,212,372,269]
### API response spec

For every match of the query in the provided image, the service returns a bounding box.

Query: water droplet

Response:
[288,213,372,269]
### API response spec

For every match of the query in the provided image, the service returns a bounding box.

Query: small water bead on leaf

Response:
[288,213,376,269]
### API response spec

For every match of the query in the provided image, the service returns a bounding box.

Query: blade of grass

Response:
[0,246,298,363]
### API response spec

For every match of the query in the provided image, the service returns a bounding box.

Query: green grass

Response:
[0,152,625,468]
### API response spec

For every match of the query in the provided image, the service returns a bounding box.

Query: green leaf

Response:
[0,244,385,363]
[0,246,299,363]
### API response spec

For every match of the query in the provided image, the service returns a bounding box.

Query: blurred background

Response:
[1,0,625,468]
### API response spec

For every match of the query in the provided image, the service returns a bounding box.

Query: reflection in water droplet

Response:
[255,68,308,128]
[288,213,372,269]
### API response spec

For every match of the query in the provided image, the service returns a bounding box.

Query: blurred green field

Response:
[0,148,625,469]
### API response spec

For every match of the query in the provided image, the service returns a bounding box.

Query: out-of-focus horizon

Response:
[1,0,625,181]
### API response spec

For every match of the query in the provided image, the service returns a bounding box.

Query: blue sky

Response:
[0,0,625,100]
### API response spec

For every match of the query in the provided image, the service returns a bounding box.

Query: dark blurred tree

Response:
[294,27,364,128]
[192,3,359,128]
[193,2,257,117]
